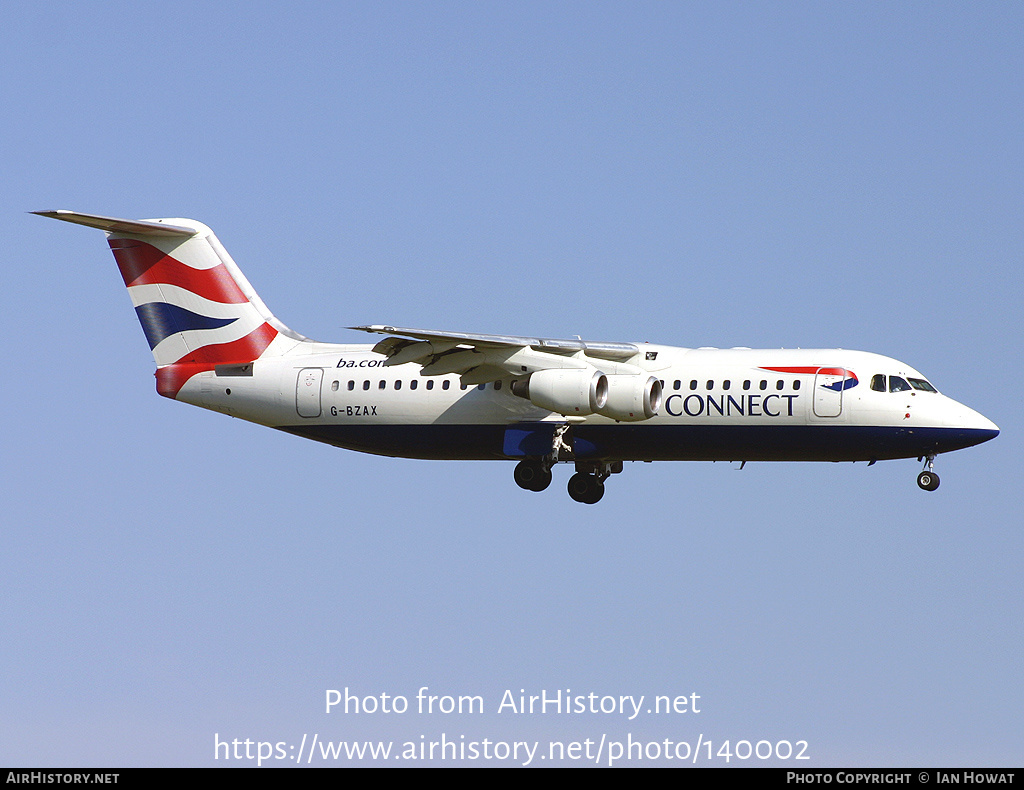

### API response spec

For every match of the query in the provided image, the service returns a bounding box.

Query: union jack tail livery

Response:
[34,210,305,398]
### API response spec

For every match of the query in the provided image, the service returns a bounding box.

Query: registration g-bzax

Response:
[37,210,998,503]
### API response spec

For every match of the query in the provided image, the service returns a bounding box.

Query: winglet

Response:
[32,210,198,237]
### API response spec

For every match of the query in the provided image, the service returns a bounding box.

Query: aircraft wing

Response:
[348,325,640,383]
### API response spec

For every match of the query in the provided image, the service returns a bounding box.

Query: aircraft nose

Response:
[947,401,999,443]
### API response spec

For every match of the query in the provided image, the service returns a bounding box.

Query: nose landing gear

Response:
[917,455,940,491]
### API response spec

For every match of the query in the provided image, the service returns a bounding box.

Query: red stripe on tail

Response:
[154,322,278,398]
[109,239,248,303]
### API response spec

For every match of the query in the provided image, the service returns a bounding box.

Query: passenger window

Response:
[477,383,485,390]
[723,380,731,390]
[347,381,354,391]
[494,381,502,390]
[426,380,434,390]
[871,374,886,392]
[743,380,751,390]
[395,380,402,390]
[362,380,370,391]
[793,380,800,391]
[889,376,911,393]
[410,380,418,390]
[442,380,450,390]
[461,383,468,390]
[776,380,784,390]
[379,380,386,390]
[706,380,714,390]
[331,380,339,392]
[690,380,698,390]
[759,380,767,391]
[673,380,681,391]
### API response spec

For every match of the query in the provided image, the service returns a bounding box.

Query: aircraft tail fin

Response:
[34,210,306,397]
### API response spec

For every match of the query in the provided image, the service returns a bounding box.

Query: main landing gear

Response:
[917,454,940,491]
[513,423,622,503]
[513,459,552,492]
[514,458,622,504]
[567,468,607,504]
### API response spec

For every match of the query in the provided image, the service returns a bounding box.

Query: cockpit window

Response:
[872,373,935,393]
[908,377,938,393]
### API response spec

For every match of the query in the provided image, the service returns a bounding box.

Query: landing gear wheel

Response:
[514,460,551,492]
[567,472,604,504]
[917,471,940,491]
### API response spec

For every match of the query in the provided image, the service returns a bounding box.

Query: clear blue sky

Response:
[2,1,1020,766]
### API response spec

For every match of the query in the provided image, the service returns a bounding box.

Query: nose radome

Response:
[947,401,999,437]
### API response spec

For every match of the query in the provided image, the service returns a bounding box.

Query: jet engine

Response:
[511,368,608,416]
[597,374,662,421]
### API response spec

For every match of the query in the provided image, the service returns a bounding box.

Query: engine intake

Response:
[597,374,662,421]
[512,368,608,416]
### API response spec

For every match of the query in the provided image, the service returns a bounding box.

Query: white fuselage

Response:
[35,209,998,499]
[181,343,997,464]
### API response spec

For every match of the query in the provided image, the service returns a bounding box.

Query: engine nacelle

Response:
[513,368,608,416]
[597,374,662,421]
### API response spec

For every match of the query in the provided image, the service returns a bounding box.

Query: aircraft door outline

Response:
[813,367,846,418]
[296,368,323,418]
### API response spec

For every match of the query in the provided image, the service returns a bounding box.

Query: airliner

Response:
[35,210,999,503]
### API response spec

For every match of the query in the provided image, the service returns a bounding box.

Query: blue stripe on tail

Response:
[135,302,238,349]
